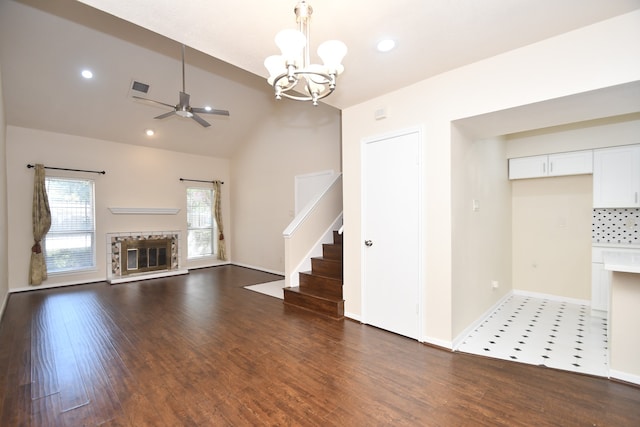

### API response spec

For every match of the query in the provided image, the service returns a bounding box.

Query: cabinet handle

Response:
[550,162,553,173]
[543,163,546,174]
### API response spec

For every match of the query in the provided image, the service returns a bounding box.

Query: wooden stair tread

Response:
[284,286,344,303]
[299,270,342,281]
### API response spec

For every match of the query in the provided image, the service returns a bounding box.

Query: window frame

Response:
[186,186,218,260]
[44,176,97,275]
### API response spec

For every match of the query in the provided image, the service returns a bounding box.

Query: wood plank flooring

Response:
[0,265,639,426]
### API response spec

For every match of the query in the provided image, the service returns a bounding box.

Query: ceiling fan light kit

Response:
[264,0,347,106]
[133,45,230,128]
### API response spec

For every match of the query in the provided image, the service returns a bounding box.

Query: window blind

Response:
[187,187,216,258]
[44,177,96,273]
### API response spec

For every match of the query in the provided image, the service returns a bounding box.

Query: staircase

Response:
[284,231,344,319]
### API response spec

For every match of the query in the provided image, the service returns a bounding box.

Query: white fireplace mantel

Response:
[108,207,180,215]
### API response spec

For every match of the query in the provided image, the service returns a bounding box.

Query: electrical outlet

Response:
[491,280,499,289]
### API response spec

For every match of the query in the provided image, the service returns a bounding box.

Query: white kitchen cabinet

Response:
[509,150,593,180]
[508,155,547,179]
[592,247,613,317]
[591,246,640,316]
[591,261,610,316]
[593,144,640,208]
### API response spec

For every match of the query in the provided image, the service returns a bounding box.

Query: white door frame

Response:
[360,126,425,341]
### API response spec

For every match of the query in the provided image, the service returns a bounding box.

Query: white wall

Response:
[0,67,8,314]
[506,114,640,157]
[6,126,231,291]
[451,131,512,339]
[512,175,592,299]
[230,102,341,274]
[342,11,640,346]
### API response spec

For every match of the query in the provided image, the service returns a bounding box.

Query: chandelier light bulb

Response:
[275,29,306,63]
[264,55,286,83]
[317,40,347,73]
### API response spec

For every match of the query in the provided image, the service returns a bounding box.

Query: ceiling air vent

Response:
[129,79,150,98]
[131,80,150,94]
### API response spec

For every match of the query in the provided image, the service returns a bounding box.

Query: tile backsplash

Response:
[592,208,640,244]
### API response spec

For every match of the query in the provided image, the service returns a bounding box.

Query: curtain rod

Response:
[180,178,224,184]
[27,164,106,175]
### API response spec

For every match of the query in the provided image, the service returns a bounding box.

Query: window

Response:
[44,177,96,273]
[186,187,217,259]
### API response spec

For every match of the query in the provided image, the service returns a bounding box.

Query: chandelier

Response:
[264,1,347,106]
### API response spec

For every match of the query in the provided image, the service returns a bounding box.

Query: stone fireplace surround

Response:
[106,230,188,284]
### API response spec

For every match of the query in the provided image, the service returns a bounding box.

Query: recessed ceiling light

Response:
[81,69,93,79]
[145,129,155,136]
[204,106,212,112]
[376,39,396,53]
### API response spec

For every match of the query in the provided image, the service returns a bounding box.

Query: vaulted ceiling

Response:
[1,0,638,158]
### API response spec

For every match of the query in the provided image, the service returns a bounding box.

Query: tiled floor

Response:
[457,294,609,377]
[244,280,285,299]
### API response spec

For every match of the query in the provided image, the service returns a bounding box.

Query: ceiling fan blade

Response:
[179,91,190,107]
[191,113,211,128]
[155,111,177,120]
[132,95,176,109]
[191,107,230,116]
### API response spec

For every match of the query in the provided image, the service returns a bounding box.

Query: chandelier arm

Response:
[279,90,333,103]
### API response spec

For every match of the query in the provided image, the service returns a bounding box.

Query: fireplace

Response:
[122,238,171,276]
[106,231,187,284]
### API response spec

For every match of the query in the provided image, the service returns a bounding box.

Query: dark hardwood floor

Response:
[0,265,638,426]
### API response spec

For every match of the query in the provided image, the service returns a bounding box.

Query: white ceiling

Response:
[1,0,639,158]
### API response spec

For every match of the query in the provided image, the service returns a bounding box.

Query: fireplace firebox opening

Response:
[121,238,172,276]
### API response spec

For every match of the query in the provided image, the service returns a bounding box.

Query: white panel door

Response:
[362,128,421,339]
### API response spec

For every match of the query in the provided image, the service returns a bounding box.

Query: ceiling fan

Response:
[134,45,230,128]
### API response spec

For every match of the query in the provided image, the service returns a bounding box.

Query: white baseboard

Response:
[345,311,361,322]
[610,369,640,386]
[0,291,8,320]
[421,336,453,350]
[10,278,105,293]
[186,260,231,270]
[513,289,590,306]
[231,262,284,277]
[452,291,514,351]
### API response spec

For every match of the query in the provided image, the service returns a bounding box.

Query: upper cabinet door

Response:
[548,150,593,177]
[508,155,548,179]
[593,145,640,208]
[509,150,593,180]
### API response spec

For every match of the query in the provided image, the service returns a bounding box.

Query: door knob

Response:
[364,240,373,247]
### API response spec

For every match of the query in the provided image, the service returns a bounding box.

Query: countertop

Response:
[593,242,640,250]
[603,250,640,274]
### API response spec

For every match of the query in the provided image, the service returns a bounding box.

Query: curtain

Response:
[213,180,227,261]
[29,164,52,285]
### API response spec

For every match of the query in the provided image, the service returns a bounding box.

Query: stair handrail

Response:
[283,173,343,288]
